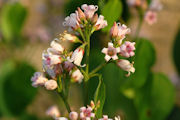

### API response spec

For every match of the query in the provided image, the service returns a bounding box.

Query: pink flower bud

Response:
[110,22,119,38]
[46,105,60,118]
[91,13,98,24]
[144,11,157,25]
[81,4,98,19]
[120,41,135,58]
[77,7,86,20]
[45,80,58,90]
[31,72,48,87]
[69,111,78,120]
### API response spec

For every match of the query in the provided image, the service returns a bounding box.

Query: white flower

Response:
[42,52,63,66]
[117,23,131,44]
[144,11,157,25]
[46,105,60,118]
[71,69,84,83]
[69,111,78,120]
[99,115,112,120]
[70,47,85,67]
[81,4,98,19]
[102,42,120,62]
[120,41,135,58]
[114,116,121,120]
[117,59,135,76]
[80,106,95,120]
[63,13,80,30]
[50,40,64,54]
[94,15,108,30]
[31,72,48,87]
[44,80,58,90]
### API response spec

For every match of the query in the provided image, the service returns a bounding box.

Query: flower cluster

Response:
[126,0,162,25]
[102,22,135,76]
[46,102,121,120]
[30,4,135,120]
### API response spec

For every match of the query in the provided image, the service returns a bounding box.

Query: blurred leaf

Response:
[19,113,38,120]
[0,2,27,43]
[94,76,106,118]
[101,0,123,32]
[129,38,156,88]
[102,64,138,120]
[134,73,175,120]
[173,27,180,74]
[150,73,175,120]
[0,60,37,116]
[167,106,180,120]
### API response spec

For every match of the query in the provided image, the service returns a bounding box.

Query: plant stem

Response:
[59,92,71,113]
[89,62,107,77]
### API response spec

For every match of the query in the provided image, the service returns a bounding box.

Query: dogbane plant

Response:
[31,4,136,120]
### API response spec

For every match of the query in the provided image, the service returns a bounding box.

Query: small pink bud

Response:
[45,80,58,90]
[91,13,98,24]
[77,7,86,20]
[69,111,78,120]
[110,22,119,38]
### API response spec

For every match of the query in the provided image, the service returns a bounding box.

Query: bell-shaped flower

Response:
[63,13,80,30]
[71,68,84,83]
[117,59,135,76]
[120,41,135,58]
[94,15,107,31]
[47,39,64,54]
[80,106,95,120]
[46,105,60,119]
[117,23,131,45]
[45,80,58,90]
[102,42,120,62]
[144,11,157,25]
[70,46,85,67]
[69,111,78,120]
[99,115,112,120]
[31,72,48,87]
[76,7,86,21]
[81,4,98,19]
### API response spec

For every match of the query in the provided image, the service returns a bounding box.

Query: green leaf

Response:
[94,76,106,118]
[173,26,180,74]
[0,60,37,116]
[150,73,175,120]
[134,73,175,120]
[129,38,156,88]
[0,2,27,42]
[101,0,123,32]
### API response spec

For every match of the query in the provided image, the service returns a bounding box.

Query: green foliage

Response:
[129,38,156,88]
[0,60,37,117]
[94,76,106,118]
[100,0,123,32]
[173,26,180,74]
[0,2,27,44]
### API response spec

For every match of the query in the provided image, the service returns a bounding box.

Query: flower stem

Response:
[59,92,71,113]
[89,62,107,77]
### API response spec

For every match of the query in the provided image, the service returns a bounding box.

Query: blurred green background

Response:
[0,0,180,120]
